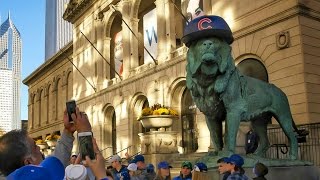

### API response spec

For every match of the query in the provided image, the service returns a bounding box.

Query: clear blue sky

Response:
[0,0,45,120]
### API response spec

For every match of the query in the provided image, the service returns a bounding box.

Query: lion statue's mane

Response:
[186,37,298,159]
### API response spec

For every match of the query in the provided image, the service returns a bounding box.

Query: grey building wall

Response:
[45,0,72,60]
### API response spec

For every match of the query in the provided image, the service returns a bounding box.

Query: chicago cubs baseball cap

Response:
[7,156,64,180]
[194,162,208,172]
[157,161,173,169]
[182,15,234,47]
[133,154,145,163]
[224,154,244,167]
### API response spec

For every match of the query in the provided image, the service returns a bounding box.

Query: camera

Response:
[66,100,76,122]
[78,132,96,164]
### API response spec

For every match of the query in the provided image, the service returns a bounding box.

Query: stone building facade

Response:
[24,0,320,163]
[23,43,73,141]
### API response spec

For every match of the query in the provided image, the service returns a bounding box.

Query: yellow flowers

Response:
[35,139,45,145]
[45,134,60,141]
[138,103,178,119]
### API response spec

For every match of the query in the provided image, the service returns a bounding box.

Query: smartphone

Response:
[78,132,95,164]
[66,100,76,122]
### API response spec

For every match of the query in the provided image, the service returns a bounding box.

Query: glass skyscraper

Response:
[0,12,22,132]
[45,0,72,60]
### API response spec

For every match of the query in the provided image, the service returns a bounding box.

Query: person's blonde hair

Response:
[129,170,138,176]
[155,168,171,180]
[192,171,210,180]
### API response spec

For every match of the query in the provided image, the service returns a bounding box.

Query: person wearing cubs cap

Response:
[223,154,249,180]
[130,154,155,180]
[173,161,192,180]
[217,157,231,180]
[0,106,92,178]
[191,162,210,180]
[154,161,172,180]
[108,155,128,180]
[127,163,140,180]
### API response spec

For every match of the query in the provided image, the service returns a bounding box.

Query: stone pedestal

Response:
[139,131,178,154]
[207,166,320,180]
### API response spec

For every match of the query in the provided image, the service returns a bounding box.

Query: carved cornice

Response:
[63,0,96,23]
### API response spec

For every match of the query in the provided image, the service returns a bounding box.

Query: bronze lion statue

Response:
[182,16,299,159]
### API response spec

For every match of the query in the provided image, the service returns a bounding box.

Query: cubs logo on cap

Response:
[182,15,234,47]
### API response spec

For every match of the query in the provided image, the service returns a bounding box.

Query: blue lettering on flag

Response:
[145,26,158,46]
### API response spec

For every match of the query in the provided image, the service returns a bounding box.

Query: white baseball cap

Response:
[65,164,87,180]
[127,163,138,171]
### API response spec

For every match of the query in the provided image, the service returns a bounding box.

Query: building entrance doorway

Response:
[181,89,198,153]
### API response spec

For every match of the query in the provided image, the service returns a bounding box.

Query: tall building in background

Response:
[0,13,22,132]
[0,69,13,133]
[45,0,72,60]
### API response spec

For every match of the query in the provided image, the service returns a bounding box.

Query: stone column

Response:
[28,102,33,130]
[130,18,140,69]
[195,113,210,152]
[35,94,40,127]
[155,0,167,63]
[164,0,176,58]
[103,37,111,80]
[121,0,131,79]
[51,89,57,121]
[95,19,105,90]
[45,93,49,124]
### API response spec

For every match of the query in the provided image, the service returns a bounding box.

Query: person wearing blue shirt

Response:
[173,161,192,180]
[109,155,129,180]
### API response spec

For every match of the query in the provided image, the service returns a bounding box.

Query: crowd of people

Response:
[0,106,269,180]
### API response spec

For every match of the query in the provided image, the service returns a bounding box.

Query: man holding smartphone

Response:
[0,106,92,176]
[53,107,92,168]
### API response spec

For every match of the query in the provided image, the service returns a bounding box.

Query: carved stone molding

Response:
[63,0,95,23]
[276,31,290,50]
[139,131,178,154]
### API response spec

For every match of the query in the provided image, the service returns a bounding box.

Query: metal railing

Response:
[105,145,141,164]
[266,122,320,166]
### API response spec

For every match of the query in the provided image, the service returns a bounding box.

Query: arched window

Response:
[138,0,156,65]
[110,15,123,79]
[103,106,117,155]
[237,58,268,82]
[180,88,198,153]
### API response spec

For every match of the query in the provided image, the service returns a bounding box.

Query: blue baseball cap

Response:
[146,163,155,172]
[157,161,172,169]
[134,154,145,163]
[217,157,229,163]
[194,162,208,172]
[7,156,65,180]
[224,154,244,167]
[182,15,234,47]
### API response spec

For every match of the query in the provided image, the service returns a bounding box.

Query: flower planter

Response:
[46,140,57,147]
[138,115,178,131]
[37,143,48,150]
